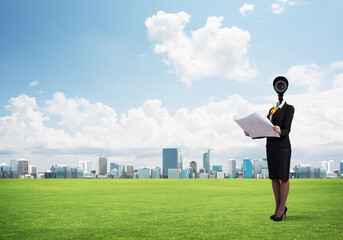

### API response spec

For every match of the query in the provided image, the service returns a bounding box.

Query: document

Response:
[233,111,280,138]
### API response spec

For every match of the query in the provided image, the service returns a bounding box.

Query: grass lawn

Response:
[0,179,342,239]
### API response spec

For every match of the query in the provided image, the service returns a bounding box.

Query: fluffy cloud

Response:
[240,3,255,16]
[29,80,39,87]
[285,61,343,92]
[271,0,296,14]
[145,11,258,86]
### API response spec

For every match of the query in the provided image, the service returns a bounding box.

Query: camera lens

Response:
[273,76,288,94]
[277,82,285,90]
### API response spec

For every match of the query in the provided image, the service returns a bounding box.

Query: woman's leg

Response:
[272,179,281,214]
[276,180,289,217]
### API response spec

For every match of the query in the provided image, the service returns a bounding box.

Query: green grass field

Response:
[0,179,342,240]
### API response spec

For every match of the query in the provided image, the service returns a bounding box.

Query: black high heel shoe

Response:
[273,207,287,222]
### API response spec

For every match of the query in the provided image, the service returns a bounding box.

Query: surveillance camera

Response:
[273,76,288,95]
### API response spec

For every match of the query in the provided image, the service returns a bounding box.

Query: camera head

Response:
[273,76,288,95]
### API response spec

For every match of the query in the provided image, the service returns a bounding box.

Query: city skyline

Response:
[1,151,341,176]
[1,1,343,170]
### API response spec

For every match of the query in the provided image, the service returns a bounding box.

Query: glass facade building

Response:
[228,159,236,178]
[163,148,181,178]
[182,169,190,179]
[203,149,210,173]
[212,165,222,172]
[261,159,269,178]
[243,158,253,178]
[96,157,107,176]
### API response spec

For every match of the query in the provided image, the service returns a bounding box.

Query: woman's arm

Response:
[277,106,295,137]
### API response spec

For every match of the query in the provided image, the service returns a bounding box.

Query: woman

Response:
[245,76,294,222]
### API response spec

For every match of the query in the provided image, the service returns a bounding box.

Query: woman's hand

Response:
[244,131,250,136]
[273,125,281,134]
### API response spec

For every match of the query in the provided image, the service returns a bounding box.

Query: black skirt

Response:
[266,144,291,181]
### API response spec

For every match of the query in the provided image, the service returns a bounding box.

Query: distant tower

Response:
[85,160,92,173]
[228,159,236,178]
[327,160,334,173]
[162,148,181,178]
[17,158,29,177]
[96,157,107,176]
[243,158,253,178]
[190,161,197,178]
[79,161,85,170]
[203,149,210,173]
[10,160,18,178]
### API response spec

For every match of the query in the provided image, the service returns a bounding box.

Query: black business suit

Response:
[266,102,295,181]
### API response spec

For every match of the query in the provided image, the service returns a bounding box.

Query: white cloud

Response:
[145,11,258,86]
[285,63,326,92]
[271,4,285,14]
[1,62,343,170]
[29,80,39,87]
[271,0,297,14]
[240,3,255,16]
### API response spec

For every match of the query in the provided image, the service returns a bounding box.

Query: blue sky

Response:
[1,0,343,171]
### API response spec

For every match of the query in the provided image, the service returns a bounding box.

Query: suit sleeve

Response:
[280,106,294,138]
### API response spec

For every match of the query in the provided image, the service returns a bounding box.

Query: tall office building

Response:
[321,161,328,170]
[126,165,134,178]
[327,160,334,173]
[261,158,269,178]
[85,160,92,173]
[253,160,261,178]
[29,165,37,178]
[163,148,181,178]
[340,161,343,173]
[0,163,11,178]
[96,157,107,176]
[190,161,197,177]
[79,161,85,170]
[17,158,29,177]
[228,159,236,178]
[243,158,253,178]
[10,159,18,178]
[203,149,210,173]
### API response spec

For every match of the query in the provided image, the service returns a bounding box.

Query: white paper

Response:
[233,111,280,138]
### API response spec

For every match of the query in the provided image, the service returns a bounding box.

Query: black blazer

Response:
[266,102,295,148]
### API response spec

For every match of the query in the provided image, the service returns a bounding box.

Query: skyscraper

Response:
[228,159,236,178]
[327,160,334,173]
[261,158,269,178]
[203,149,210,173]
[17,158,29,177]
[79,161,85,170]
[321,161,328,170]
[85,160,92,173]
[253,160,261,178]
[96,157,107,176]
[29,165,37,178]
[10,160,18,178]
[340,161,343,173]
[163,148,181,178]
[190,161,197,177]
[243,158,253,178]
